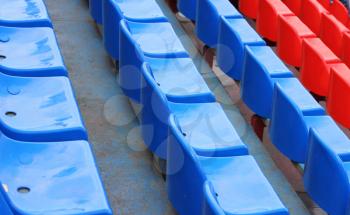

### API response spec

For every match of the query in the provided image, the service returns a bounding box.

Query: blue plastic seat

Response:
[89,0,103,24]
[0,134,112,215]
[217,17,266,80]
[269,78,327,163]
[0,0,52,28]
[119,20,188,102]
[178,0,197,21]
[196,0,242,47]
[103,0,167,60]
[144,57,215,103]
[141,63,246,159]
[241,46,294,118]
[304,128,350,215]
[0,186,13,215]
[0,73,87,142]
[167,115,289,215]
[0,26,67,77]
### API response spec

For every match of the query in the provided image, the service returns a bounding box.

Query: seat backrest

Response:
[304,129,350,215]
[301,0,330,35]
[329,0,349,25]
[269,78,325,162]
[140,63,172,157]
[103,0,125,60]
[178,0,197,20]
[241,45,293,118]
[283,0,302,16]
[342,31,350,67]
[239,0,259,19]
[119,20,146,69]
[196,0,241,47]
[119,20,147,102]
[327,63,350,128]
[167,114,207,214]
[320,12,349,57]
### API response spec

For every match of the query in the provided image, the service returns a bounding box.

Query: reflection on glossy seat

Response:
[0,0,52,27]
[0,26,67,77]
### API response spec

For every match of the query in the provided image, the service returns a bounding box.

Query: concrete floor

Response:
[45,0,310,214]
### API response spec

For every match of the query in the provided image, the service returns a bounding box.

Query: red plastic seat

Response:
[329,0,349,25]
[300,38,342,96]
[300,0,330,35]
[320,13,350,57]
[317,0,331,9]
[327,63,350,128]
[239,0,259,19]
[277,15,316,67]
[342,31,350,68]
[256,0,294,41]
[282,0,302,16]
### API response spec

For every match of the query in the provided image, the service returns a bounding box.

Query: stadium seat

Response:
[0,136,112,215]
[329,0,349,25]
[239,0,259,19]
[196,0,242,47]
[89,0,103,24]
[327,63,350,128]
[143,57,215,103]
[269,78,326,163]
[317,0,331,9]
[256,0,294,41]
[0,73,87,142]
[304,128,350,215]
[217,17,266,80]
[0,0,52,28]
[141,63,247,159]
[0,186,13,215]
[282,0,302,16]
[342,31,350,67]
[178,0,197,20]
[241,46,294,118]
[300,0,330,35]
[320,12,350,57]
[103,0,167,60]
[0,26,67,77]
[119,20,188,102]
[167,115,289,215]
[300,38,342,96]
[277,15,316,67]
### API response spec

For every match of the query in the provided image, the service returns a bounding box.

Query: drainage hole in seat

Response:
[182,132,187,136]
[0,55,6,60]
[17,187,30,194]
[5,111,16,117]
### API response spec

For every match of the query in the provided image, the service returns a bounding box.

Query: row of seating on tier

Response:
[175,0,350,214]
[0,0,112,214]
[89,0,291,214]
